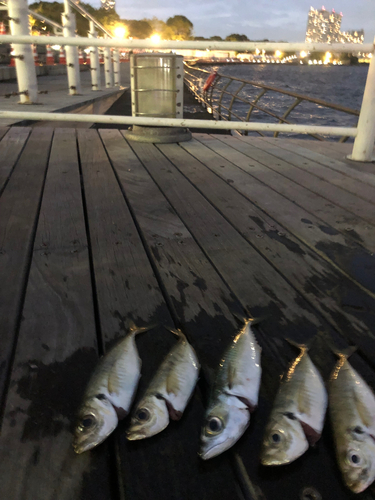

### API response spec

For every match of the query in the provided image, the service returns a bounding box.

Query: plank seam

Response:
[0,130,54,428]
[0,128,31,199]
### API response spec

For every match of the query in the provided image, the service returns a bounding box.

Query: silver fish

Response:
[261,341,327,466]
[200,319,262,460]
[73,324,154,453]
[127,328,200,440]
[330,348,375,493]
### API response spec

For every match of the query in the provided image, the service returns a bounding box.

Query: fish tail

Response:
[165,326,187,342]
[128,321,158,336]
[285,338,309,352]
[329,343,357,360]
[232,310,267,327]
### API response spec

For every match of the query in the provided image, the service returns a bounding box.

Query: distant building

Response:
[100,0,116,10]
[306,7,364,44]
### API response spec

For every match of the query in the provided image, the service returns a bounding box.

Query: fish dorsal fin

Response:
[166,369,181,396]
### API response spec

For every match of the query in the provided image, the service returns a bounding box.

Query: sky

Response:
[90,0,375,42]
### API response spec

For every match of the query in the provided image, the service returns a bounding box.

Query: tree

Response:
[166,15,193,40]
[28,1,120,36]
[127,20,152,39]
[225,34,249,42]
[210,36,222,41]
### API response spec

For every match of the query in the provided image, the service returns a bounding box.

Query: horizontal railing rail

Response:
[0,35,373,52]
[0,20,374,161]
[183,63,360,142]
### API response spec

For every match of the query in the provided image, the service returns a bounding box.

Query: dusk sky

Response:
[90,0,375,42]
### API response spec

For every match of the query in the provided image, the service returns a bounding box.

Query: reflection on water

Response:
[190,64,368,140]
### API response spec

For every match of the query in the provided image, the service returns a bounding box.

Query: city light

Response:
[150,33,161,43]
[300,51,307,58]
[275,50,282,58]
[113,26,127,38]
[255,48,260,55]
[324,51,332,64]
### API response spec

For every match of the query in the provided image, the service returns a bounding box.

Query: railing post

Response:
[89,21,101,91]
[113,49,120,86]
[62,0,81,95]
[349,38,375,162]
[104,44,114,88]
[8,0,38,103]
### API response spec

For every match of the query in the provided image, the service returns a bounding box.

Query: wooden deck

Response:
[0,127,375,500]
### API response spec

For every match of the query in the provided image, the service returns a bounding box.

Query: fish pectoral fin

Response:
[166,369,181,397]
[299,420,321,446]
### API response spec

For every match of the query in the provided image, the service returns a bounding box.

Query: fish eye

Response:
[80,414,96,430]
[271,432,282,444]
[136,408,150,422]
[353,426,364,434]
[347,452,362,466]
[206,417,223,435]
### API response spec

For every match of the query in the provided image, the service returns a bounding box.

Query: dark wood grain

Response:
[0,128,53,405]
[79,128,243,500]
[259,136,375,190]
[0,127,9,142]
[252,136,375,204]
[119,134,375,500]
[0,128,115,500]
[167,137,374,365]
[193,134,375,294]
[291,139,375,175]
[0,127,31,195]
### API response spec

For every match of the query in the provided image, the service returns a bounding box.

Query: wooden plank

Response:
[0,127,31,195]
[0,128,53,404]
[176,137,375,364]
[111,133,374,500]
[221,135,375,225]
[78,129,243,500]
[257,136,375,195]
[192,134,375,296]
[290,139,375,175]
[0,127,9,142]
[0,129,115,500]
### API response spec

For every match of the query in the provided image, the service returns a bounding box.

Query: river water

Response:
[186,64,369,139]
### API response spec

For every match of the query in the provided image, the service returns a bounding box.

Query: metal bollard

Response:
[8,0,38,103]
[62,0,81,95]
[89,21,101,91]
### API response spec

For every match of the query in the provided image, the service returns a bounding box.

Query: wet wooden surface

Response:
[0,128,374,500]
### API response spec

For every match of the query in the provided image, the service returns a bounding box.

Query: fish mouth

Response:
[73,440,92,454]
[260,456,289,466]
[126,432,147,441]
[199,442,230,460]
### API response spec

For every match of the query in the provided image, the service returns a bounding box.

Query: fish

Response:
[260,340,327,466]
[73,324,155,453]
[126,327,200,440]
[200,318,262,460]
[329,347,375,493]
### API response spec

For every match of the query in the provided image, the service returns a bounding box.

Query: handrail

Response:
[0,34,373,52]
[0,28,374,160]
[183,62,360,141]
[68,0,113,38]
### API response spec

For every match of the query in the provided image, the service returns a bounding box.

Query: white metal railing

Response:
[0,0,374,161]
